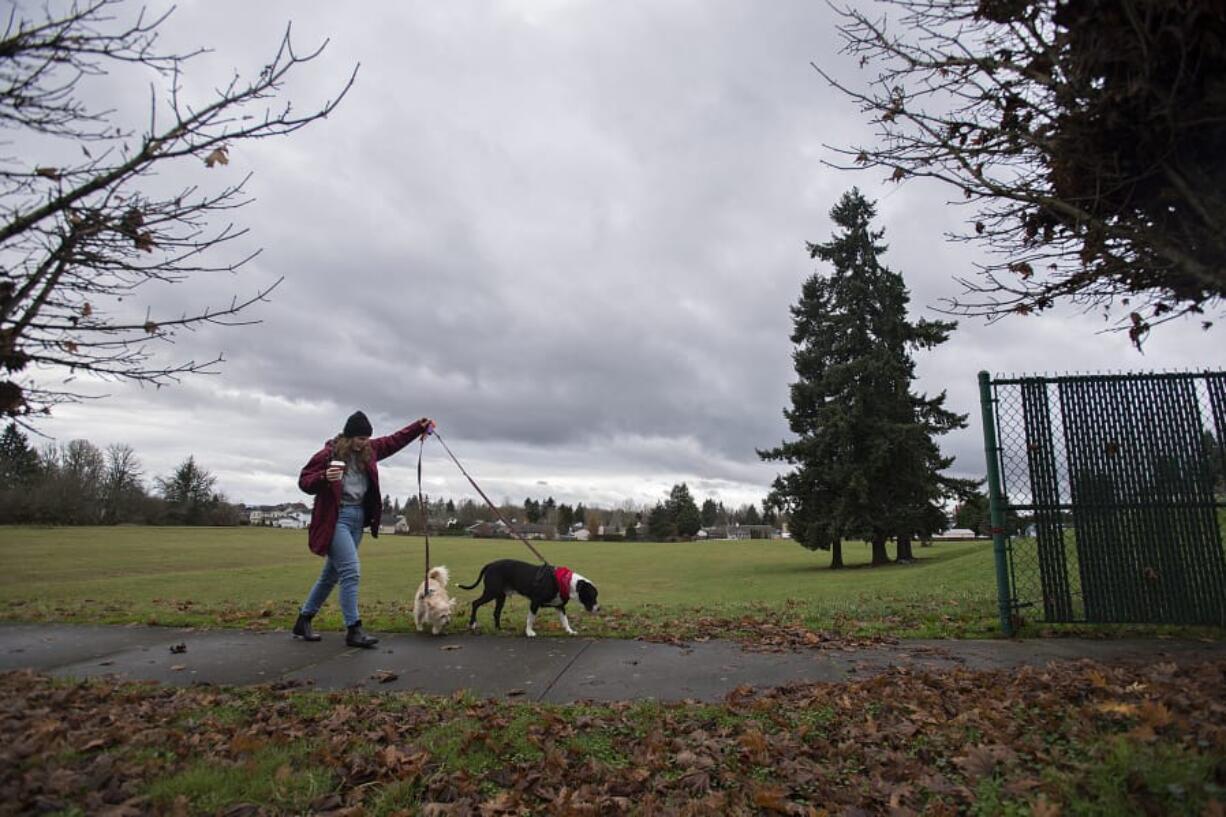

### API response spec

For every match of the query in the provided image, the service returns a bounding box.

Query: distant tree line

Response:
[0,423,241,525]
[392,482,782,541]
[0,421,790,534]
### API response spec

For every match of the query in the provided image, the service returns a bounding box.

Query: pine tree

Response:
[0,422,39,486]
[954,490,990,535]
[155,456,218,525]
[667,483,702,538]
[556,503,574,535]
[760,188,971,566]
[524,497,542,523]
[647,502,675,541]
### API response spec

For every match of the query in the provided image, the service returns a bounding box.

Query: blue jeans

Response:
[300,504,365,626]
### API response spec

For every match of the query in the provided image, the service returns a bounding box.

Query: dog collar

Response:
[554,566,574,602]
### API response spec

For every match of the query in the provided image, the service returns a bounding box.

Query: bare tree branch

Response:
[816,0,1226,347]
[1,0,359,417]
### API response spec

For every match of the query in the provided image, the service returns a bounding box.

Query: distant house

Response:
[701,525,777,540]
[597,510,629,537]
[932,528,980,540]
[467,520,505,538]
[467,520,555,540]
[275,512,309,529]
[395,515,460,535]
[247,502,310,527]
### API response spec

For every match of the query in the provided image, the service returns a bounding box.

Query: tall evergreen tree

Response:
[0,422,39,486]
[700,498,718,528]
[524,497,542,523]
[954,490,991,535]
[647,502,675,541]
[667,483,702,538]
[556,503,574,535]
[760,188,971,567]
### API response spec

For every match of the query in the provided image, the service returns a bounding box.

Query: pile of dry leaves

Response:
[637,616,902,652]
[1,657,1223,816]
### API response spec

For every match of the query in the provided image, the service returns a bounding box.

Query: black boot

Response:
[292,613,321,642]
[345,620,378,649]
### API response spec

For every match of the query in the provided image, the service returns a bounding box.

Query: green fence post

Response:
[979,370,1014,637]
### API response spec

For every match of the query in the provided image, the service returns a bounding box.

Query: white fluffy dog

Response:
[413,566,458,635]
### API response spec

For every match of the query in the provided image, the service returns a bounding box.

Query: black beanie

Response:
[342,410,373,438]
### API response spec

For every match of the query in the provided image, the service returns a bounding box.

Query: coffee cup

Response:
[327,459,345,480]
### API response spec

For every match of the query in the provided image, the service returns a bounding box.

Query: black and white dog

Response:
[459,559,599,637]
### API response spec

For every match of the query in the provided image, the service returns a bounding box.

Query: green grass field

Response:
[0,526,1006,639]
[4,526,1225,817]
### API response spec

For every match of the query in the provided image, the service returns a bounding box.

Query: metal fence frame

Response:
[979,370,1226,635]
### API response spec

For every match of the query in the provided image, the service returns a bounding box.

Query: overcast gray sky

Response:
[23,0,1226,511]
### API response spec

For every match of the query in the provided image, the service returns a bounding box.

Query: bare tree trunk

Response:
[830,537,844,569]
[895,533,915,563]
[870,532,890,566]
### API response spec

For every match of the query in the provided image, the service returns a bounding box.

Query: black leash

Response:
[431,430,549,564]
[417,434,432,595]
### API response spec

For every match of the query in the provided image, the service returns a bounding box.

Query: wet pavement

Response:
[2,623,1222,703]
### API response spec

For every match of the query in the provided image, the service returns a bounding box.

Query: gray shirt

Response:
[340,457,368,506]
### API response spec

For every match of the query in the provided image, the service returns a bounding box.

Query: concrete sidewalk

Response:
[2,623,1223,703]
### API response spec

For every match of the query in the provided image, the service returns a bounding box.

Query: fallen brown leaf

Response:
[1031,794,1062,817]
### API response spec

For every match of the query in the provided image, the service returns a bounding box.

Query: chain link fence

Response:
[980,371,1226,633]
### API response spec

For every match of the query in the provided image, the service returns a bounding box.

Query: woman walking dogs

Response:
[293,411,435,648]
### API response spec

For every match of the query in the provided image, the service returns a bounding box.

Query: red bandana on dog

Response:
[554,566,574,602]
